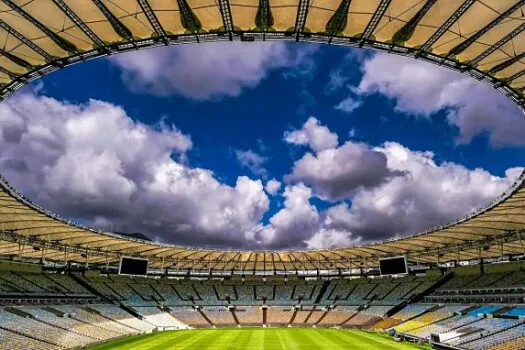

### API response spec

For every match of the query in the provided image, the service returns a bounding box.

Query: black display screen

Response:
[379,256,407,275]
[119,257,148,276]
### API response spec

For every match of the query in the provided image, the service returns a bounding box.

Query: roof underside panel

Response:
[0,27,45,65]
[63,0,124,44]
[0,3,68,58]
[372,0,427,42]
[15,0,95,51]
[406,0,464,48]
[186,0,223,32]
[100,0,154,39]
[148,0,185,35]
[230,0,258,31]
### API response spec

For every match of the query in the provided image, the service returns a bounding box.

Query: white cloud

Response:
[284,117,338,152]
[1,90,520,251]
[305,228,362,250]
[335,95,362,113]
[235,149,268,178]
[325,69,348,94]
[265,179,282,196]
[110,42,316,101]
[318,142,521,241]
[278,118,522,248]
[256,182,364,249]
[286,140,398,201]
[0,91,270,247]
[257,184,320,248]
[356,53,525,146]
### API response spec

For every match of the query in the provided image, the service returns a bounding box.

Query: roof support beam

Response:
[438,230,492,237]
[0,48,32,69]
[256,0,274,33]
[505,68,525,83]
[0,0,77,54]
[0,204,35,211]
[448,0,525,57]
[217,0,234,40]
[285,253,299,272]
[60,237,114,246]
[51,0,107,50]
[330,250,360,260]
[351,247,388,256]
[274,253,286,271]
[294,0,310,41]
[391,0,437,45]
[177,0,202,36]
[456,223,514,230]
[410,236,466,244]
[0,219,58,225]
[359,0,391,46]
[242,252,252,272]
[22,228,86,236]
[85,240,141,250]
[136,0,168,44]
[0,21,53,61]
[325,0,352,37]
[491,203,525,211]
[207,252,227,270]
[252,252,259,272]
[304,252,330,270]
[90,0,133,41]
[228,252,243,271]
[417,0,476,54]
[385,241,429,249]
[469,22,525,67]
[490,53,525,74]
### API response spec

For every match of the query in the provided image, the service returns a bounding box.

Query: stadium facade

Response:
[0,1,525,349]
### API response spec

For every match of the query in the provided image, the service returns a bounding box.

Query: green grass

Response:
[87,328,431,350]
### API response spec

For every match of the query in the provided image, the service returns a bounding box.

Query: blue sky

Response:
[1,41,524,249]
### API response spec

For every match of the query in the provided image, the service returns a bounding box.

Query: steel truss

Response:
[359,0,391,46]
[136,0,168,44]
[0,33,522,109]
[448,0,525,57]
[0,0,77,53]
[51,0,107,50]
[417,0,476,54]
[1,226,524,273]
[0,20,55,62]
[294,0,310,41]
[0,0,524,274]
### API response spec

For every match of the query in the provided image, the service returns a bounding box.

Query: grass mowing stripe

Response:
[119,330,195,350]
[322,329,375,350]
[264,328,276,349]
[127,333,175,350]
[274,327,286,349]
[175,329,215,349]
[250,329,264,350]
[87,327,429,349]
[302,328,348,349]
[141,330,202,350]
[344,329,421,350]
[182,329,231,349]
[237,328,255,349]
[86,332,159,349]
[286,327,309,348]
[212,329,239,349]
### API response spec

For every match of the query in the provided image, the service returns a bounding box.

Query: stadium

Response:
[0,0,524,349]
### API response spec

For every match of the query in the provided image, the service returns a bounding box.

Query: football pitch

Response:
[88,328,430,349]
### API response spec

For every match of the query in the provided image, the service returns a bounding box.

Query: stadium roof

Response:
[0,0,525,272]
